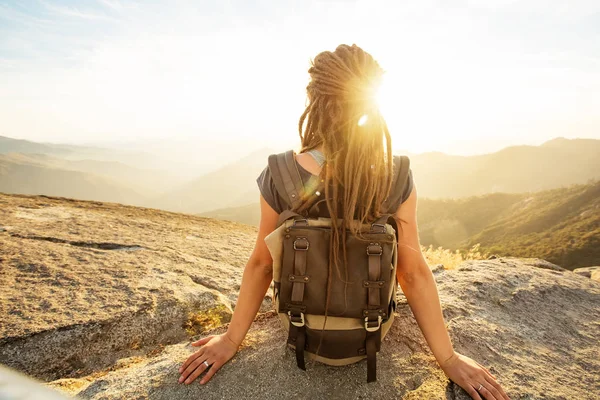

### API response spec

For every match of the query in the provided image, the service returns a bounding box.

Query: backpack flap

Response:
[278,222,396,320]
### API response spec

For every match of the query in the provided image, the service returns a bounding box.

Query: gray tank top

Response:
[306,149,326,167]
[256,153,414,215]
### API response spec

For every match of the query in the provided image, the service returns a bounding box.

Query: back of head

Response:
[294,45,397,351]
[298,44,394,227]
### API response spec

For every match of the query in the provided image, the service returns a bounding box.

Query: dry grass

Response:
[422,243,489,270]
[184,305,230,336]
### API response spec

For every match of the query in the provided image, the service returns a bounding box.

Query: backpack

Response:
[263,149,411,383]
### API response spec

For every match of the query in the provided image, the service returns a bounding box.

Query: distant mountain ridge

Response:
[0,153,146,206]
[174,137,600,213]
[0,135,113,158]
[407,137,600,198]
[200,202,260,226]
[1,135,599,215]
[0,135,182,177]
[152,147,275,214]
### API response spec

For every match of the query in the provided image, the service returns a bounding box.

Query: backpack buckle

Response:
[292,219,309,227]
[293,237,309,251]
[371,223,386,233]
[288,311,306,327]
[364,315,382,332]
[366,243,382,256]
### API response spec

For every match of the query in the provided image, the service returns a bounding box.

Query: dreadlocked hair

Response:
[294,44,395,355]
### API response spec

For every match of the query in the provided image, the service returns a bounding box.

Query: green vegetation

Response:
[417,181,600,270]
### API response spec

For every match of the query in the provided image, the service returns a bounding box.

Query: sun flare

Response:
[358,114,369,126]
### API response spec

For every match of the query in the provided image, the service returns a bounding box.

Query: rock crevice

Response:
[9,233,145,251]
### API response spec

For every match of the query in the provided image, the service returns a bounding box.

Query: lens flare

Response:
[358,114,369,126]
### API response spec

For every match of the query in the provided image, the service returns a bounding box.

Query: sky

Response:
[0,0,599,156]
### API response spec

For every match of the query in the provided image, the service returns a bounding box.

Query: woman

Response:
[179,44,509,400]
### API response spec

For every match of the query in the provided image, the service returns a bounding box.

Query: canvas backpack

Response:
[263,149,411,383]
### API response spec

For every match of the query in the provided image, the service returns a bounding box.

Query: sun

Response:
[374,74,403,134]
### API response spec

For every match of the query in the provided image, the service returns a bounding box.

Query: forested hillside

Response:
[418,181,600,269]
[205,181,600,269]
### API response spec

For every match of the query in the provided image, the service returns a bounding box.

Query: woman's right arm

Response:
[178,195,279,385]
[223,195,279,347]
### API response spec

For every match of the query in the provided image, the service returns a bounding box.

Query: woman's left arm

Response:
[394,187,510,400]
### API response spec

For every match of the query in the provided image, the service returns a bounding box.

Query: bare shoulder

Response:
[394,185,417,224]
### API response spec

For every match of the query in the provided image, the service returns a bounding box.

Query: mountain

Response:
[61,159,181,196]
[0,135,171,175]
[0,135,76,156]
[0,154,146,205]
[0,153,182,197]
[408,137,600,198]
[186,137,600,214]
[199,202,260,226]
[152,147,275,214]
[418,181,600,269]
[3,135,599,215]
[0,193,598,399]
[0,135,123,159]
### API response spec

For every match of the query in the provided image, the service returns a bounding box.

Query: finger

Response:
[192,335,214,347]
[476,360,497,379]
[481,377,503,400]
[484,375,510,400]
[466,384,483,400]
[478,365,501,392]
[183,357,212,385]
[179,351,208,382]
[475,382,497,400]
[200,360,223,385]
[179,347,205,374]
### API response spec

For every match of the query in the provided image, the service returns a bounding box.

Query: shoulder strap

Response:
[267,150,306,210]
[382,155,410,214]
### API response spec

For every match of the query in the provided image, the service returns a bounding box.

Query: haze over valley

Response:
[2,135,599,213]
[1,134,598,268]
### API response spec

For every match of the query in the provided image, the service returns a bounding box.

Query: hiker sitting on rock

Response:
[179,44,509,400]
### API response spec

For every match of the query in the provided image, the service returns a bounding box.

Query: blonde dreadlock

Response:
[295,44,395,354]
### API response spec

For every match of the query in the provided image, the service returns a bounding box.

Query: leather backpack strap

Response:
[267,150,305,211]
[382,155,411,214]
[277,209,306,228]
[285,150,306,207]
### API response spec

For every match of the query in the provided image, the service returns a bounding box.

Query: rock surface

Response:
[0,194,259,380]
[1,194,599,399]
[573,266,600,282]
[46,258,600,400]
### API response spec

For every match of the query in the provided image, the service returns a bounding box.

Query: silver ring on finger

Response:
[477,383,483,391]
[203,360,210,368]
